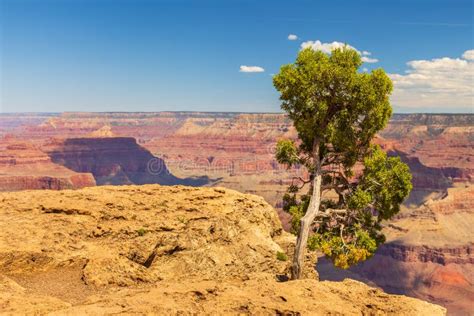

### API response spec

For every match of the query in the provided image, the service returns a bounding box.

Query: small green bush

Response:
[276,251,288,261]
[136,228,147,236]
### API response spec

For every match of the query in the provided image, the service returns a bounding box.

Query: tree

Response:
[273,47,412,279]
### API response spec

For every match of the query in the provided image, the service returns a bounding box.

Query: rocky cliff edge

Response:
[0,185,445,315]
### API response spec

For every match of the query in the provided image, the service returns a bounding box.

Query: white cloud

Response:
[389,49,474,110]
[239,65,265,73]
[288,34,298,41]
[300,40,378,63]
[462,49,474,61]
[362,67,369,72]
[361,56,379,63]
[301,40,357,54]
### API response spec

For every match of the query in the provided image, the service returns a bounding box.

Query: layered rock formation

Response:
[0,139,96,191]
[3,112,471,192]
[43,137,210,186]
[0,136,212,191]
[0,185,445,315]
[386,150,462,191]
[380,114,473,180]
[0,113,54,136]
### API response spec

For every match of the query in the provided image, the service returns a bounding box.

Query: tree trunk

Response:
[291,140,322,280]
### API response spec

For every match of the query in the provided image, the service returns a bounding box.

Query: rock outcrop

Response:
[386,150,465,190]
[0,139,96,191]
[0,185,445,315]
[380,114,474,181]
[43,137,212,187]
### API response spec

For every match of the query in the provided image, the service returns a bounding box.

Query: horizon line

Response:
[1,111,473,116]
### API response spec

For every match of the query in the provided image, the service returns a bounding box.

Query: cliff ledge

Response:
[0,185,446,315]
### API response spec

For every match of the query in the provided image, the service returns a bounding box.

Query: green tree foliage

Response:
[273,47,412,272]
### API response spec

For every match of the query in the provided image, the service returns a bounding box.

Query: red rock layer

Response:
[0,174,95,191]
[43,137,210,187]
[0,138,96,191]
[377,243,473,265]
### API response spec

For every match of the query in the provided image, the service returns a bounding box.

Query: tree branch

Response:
[315,208,348,218]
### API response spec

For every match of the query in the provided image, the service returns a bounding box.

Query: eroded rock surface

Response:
[0,185,444,315]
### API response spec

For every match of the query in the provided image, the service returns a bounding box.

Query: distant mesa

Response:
[88,125,115,137]
[0,138,96,191]
[44,137,213,187]
[387,149,468,190]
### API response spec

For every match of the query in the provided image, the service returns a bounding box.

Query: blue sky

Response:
[1,0,472,113]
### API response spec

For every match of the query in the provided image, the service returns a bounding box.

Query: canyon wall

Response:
[0,135,212,191]
[0,139,96,191]
[3,112,471,190]
[43,137,211,187]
